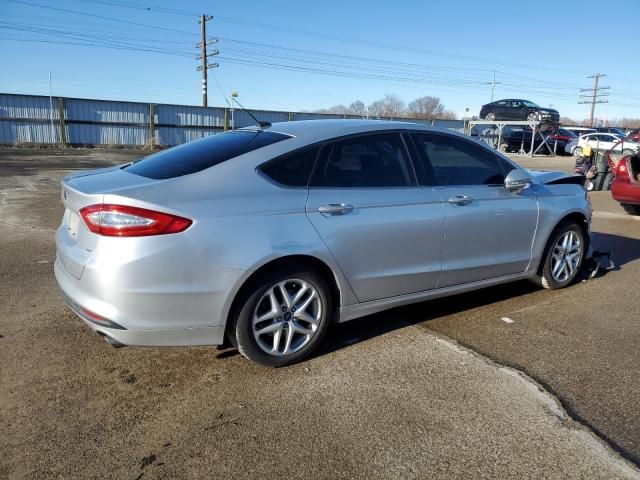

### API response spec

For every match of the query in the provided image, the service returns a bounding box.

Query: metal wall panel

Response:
[156,104,225,127]
[156,127,219,146]
[0,120,60,143]
[64,98,148,123]
[0,93,59,120]
[67,123,148,146]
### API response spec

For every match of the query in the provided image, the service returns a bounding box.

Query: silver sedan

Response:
[55,120,591,366]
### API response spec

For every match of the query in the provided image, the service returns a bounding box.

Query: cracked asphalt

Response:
[1,148,639,479]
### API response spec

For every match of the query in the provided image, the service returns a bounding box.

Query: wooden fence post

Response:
[57,97,67,148]
[148,103,156,149]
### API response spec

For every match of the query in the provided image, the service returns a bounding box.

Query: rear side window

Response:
[125,130,290,179]
[311,134,414,188]
[260,148,319,187]
[412,133,506,186]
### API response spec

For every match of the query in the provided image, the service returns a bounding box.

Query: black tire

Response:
[573,146,583,157]
[484,112,496,121]
[622,203,640,216]
[527,112,540,121]
[622,149,634,156]
[601,172,613,191]
[233,266,332,367]
[531,221,585,290]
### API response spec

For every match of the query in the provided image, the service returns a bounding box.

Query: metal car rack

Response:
[465,120,560,157]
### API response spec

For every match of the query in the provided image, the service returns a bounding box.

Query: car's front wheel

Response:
[234,266,332,367]
[532,221,585,289]
[484,112,496,121]
[573,146,583,157]
[527,112,541,121]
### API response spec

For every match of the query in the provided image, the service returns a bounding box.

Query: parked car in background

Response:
[499,127,566,154]
[545,128,577,154]
[595,127,627,136]
[563,126,596,137]
[480,99,560,122]
[54,120,592,366]
[625,129,639,142]
[612,154,640,215]
[565,133,640,156]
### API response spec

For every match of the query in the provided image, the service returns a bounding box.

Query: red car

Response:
[611,154,640,215]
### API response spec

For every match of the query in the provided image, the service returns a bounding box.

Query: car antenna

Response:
[231,97,271,129]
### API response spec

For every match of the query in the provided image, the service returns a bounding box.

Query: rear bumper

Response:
[54,237,249,346]
[611,179,640,205]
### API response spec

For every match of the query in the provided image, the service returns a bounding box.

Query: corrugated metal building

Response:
[0,93,465,147]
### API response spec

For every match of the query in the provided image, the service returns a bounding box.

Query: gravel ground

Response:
[1,148,639,479]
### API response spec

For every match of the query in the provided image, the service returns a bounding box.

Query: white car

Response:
[566,133,640,156]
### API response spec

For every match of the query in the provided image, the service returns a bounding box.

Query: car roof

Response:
[239,119,450,144]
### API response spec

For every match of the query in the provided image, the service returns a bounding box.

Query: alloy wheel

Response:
[252,279,323,356]
[550,231,582,283]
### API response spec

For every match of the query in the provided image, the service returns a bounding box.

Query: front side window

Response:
[125,130,291,179]
[522,100,539,108]
[311,134,414,188]
[412,133,506,186]
[259,148,319,187]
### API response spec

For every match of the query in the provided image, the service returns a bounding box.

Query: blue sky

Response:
[1,0,639,120]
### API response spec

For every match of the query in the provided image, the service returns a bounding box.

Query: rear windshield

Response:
[124,130,291,179]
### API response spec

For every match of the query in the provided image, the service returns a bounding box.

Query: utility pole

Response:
[486,71,501,102]
[578,74,609,127]
[195,14,219,107]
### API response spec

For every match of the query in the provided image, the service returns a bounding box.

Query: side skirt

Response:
[339,270,537,323]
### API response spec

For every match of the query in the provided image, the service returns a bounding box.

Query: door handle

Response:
[318,203,355,216]
[448,195,474,206]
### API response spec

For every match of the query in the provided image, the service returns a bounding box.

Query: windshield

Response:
[522,100,539,108]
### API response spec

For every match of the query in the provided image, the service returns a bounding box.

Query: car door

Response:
[410,132,538,288]
[587,134,612,151]
[305,132,445,303]
[495,100,510,119]
[509,100,524,120]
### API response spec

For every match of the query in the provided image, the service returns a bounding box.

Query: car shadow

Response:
[316,231,640,358]
[315,280,538,358]
[590,231,640,267]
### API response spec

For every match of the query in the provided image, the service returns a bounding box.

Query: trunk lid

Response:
[57,166,158,279]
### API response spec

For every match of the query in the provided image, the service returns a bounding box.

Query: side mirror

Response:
[505,169,532,192]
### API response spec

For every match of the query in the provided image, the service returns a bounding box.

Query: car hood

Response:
[527,170,583,185]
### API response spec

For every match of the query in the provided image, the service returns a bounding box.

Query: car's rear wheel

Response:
[622,149,635,156]
[484,112,496,121]
[532,221,585,289]
[622,203,640,216]
[234,267,331,367]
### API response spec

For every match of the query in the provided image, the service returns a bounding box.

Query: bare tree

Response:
[367,99,386,118]
[406,96,446,120]
[349,100,367,117]
[380,94,405,117]
[314,104,350,115]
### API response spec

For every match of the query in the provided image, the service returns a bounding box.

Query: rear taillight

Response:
[79,204,192,237]
[616,159,630,181]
